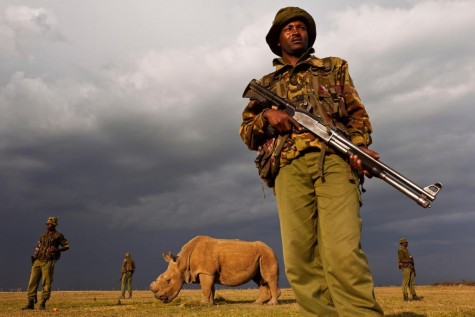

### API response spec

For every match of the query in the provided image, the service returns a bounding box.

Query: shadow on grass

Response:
[214,297,296,305]
[385,313,426,317]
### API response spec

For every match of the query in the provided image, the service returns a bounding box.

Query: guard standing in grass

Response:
[398,238,422,301]
[120,252,135,299]
[240,6,383,316]
[22,216,70,310]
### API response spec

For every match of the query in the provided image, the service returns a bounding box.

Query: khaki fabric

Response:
[398,246,414,269]
[121,272,133,296]
[26,259,55,301]
[401,267,416,296]
[275,152,383,317]
[398,245,417,297]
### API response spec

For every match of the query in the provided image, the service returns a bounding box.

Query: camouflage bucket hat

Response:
[399,238,408,244]
[46,216,58,226]
[266,6,317,57]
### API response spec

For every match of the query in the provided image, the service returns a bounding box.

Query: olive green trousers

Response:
[121,272,133,296]
[275,152,383,317]
[26,259,55,301]
[401,267,416,296]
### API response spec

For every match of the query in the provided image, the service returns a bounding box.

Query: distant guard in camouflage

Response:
[398,238,422,301]
[120,252,136,299]
[150,236,280,305]
[21,216,70,311]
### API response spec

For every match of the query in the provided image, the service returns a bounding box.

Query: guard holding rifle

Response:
[239,6,383,316]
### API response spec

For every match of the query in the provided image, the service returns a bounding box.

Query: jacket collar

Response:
[271,48,324,76]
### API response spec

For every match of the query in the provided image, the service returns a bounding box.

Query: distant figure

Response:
[120,252,135,299]
[22,216,70,310]
[397,238,422,301]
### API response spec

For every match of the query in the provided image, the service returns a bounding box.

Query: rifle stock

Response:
[243,79,442,208]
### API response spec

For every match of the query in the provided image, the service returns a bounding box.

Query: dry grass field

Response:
[1,285,475,317]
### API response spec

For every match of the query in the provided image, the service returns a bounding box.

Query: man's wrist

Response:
[260,109,272,131]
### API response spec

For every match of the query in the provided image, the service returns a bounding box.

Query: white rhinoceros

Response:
[150,235,280,305]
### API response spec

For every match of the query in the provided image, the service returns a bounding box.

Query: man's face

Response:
[278,20,308,57]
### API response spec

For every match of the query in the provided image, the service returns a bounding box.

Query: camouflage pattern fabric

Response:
[122,257,135,274]
[240,52,373,169]
[33,231,69,261]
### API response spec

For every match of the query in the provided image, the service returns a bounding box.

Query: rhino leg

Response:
[266,280,280,305]
[251,273,280,304]
[254,284,270,305]
[258,252,280,305]
[199,274,215,304]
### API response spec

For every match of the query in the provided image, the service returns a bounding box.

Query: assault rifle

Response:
[243,79,442,208]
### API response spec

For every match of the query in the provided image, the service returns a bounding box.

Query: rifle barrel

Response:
[243,79,442,208]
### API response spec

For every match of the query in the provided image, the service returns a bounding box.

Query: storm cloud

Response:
[1,0,474,291]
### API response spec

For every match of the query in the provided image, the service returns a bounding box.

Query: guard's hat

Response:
[46,216,58,226]
[399,238,408,244]
[265,7,317,56]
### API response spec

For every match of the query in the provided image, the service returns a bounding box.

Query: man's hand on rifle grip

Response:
[263,109,301,134]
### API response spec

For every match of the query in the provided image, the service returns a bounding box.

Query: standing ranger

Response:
[398,238,422,301]
[22,216,70,310]
[240,6,383,316]
[120,252,136,299]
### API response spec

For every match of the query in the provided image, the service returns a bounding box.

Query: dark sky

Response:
[1,0,474,293]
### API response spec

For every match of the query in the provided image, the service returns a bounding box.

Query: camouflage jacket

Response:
[33,230,69,261]
[122,258,136,274]
[240,51,373,168]
[398,246,414,270]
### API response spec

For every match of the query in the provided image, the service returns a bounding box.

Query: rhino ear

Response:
[162,251,178,263]
[162,252,172,263]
